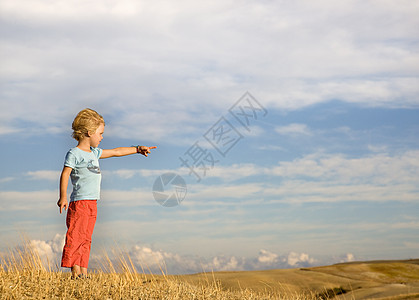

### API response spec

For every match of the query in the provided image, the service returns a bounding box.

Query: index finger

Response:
[60,203,66,214]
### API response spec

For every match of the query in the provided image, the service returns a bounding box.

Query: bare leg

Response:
[71,265,81,278]
[81,267,88,276]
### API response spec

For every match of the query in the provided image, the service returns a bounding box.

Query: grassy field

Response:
[0,242,319,300]
[1,242,419,299]
[179,260,419,300]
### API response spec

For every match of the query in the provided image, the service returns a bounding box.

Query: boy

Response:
[57,108,156,279]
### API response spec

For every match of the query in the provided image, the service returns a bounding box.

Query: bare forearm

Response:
[109,147,137,157]
[101,146,156,159]
[60,177,68,198]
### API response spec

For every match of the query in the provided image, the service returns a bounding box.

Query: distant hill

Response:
[178,259,419,299]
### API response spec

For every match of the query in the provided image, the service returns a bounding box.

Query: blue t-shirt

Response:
[64,147,103,202]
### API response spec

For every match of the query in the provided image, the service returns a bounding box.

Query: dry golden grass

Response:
[2,240,418,299]
[0,242,320,300]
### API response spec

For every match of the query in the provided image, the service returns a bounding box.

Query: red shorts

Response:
[61,200,97,268]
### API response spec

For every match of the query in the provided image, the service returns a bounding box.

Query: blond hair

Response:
[72,108,105,141]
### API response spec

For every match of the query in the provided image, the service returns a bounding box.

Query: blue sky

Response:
[1,0,418,274]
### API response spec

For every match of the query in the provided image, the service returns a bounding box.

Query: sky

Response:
[1,0,418,274]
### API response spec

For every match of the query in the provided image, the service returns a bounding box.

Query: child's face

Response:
[89,123,104,148]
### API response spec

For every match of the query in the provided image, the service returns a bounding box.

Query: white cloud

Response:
[185,150,419,204]
[367,144,388,153]
[0,126,21,135]
[256,249,279,265]
[129,245,174,270]
[0,0,145,19]
[332,253,357,264]
[204,256,243,272]
[90,149,419,205]
[391,221,419,230]
[100,189,155,207]
[403,242,419,249]
[1,0,418,139]
[1,150,417,218]
[0,190,57,211]
[202,164,262,181]
[107,164,262,182]
[257,145,285,151]
[287,252,316,267]
[126,244,246,274]
[242,126,265,137]
[4,233,369,274]
[188,183,263,202]
[344,253,355,262]
[0,177,14,183]
[0,187,154,212]
[269,150,419,186]
[26,170,60,181]
[106,168,182,179]
[109,244,319,274]
[275,123,312,136]
[110,169,138,179]
[29,233,65,268]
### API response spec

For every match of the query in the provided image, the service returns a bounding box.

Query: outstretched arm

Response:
[100,146,157,159]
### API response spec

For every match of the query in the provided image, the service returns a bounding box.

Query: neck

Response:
[77,139,92,152]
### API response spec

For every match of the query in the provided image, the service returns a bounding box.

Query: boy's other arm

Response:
[57,166,72,214]
[100,146,156,159]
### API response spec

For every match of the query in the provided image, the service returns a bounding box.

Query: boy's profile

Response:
[57,108,156,279]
